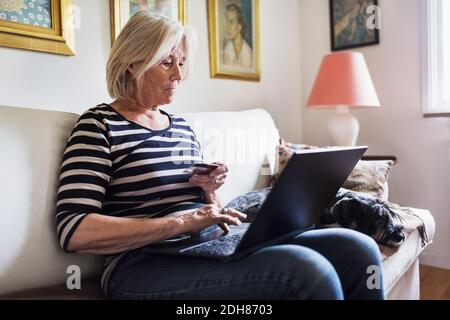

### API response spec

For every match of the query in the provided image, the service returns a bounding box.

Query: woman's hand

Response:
[189,161,228,193]
[178,205,247,234]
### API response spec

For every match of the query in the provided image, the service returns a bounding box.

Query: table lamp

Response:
[306,52,380,146]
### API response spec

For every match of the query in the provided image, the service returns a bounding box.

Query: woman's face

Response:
[227,9,241,40]
[138,46,185,107]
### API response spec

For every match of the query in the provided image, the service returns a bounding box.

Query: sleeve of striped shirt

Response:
[55,111,112,252]
[190,126,204,162]
[178,116,204,162]
[196,136,204,162]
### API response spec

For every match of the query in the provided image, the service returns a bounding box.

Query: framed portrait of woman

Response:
[110,0,186,45]
[0,0,75,55]
[207,0,260,81]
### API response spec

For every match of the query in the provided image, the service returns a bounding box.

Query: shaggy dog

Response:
[319,190,406,248]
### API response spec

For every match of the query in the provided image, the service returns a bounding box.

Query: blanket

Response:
[377,205,428,261]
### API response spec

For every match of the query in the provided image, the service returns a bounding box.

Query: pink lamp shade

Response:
[306,52,380,109]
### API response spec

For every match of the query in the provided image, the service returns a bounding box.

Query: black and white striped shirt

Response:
[55,104,206,292]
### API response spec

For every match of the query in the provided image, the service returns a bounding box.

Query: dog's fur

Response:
[319,190,406,247]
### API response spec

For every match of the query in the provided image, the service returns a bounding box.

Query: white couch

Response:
[0,105,435,299]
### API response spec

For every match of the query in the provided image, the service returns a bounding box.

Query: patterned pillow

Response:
[270,145,294,187]
[270,142,319,187]
[342,160,394,200]
[225,187,272,223]
[269,141,394,200]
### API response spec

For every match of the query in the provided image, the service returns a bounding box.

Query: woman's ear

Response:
[127,63,140,76]
[127,62,142,78]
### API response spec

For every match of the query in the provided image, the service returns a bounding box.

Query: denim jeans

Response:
[107,228,385,300]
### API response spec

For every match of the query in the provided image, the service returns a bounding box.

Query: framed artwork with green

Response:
[0,0,75,55]
[329,0,379,51]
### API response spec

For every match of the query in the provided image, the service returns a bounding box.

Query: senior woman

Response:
[55,11,384,300]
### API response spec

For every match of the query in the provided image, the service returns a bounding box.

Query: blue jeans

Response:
[107,228,385,300]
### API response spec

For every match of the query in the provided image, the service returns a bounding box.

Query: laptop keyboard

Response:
[181,232,244,256]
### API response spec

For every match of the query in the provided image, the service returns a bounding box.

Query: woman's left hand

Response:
[189,161,228,193]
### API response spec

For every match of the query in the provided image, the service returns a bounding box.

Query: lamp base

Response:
[328,105,360,146]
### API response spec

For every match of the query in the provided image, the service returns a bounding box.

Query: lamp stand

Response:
[328,105,360,146]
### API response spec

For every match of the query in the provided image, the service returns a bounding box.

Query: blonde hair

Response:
[106,10,195,102]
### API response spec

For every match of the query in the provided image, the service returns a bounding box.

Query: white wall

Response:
[0,0,303,142]
[300,0,450,269]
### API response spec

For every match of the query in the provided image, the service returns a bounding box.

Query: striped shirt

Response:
[55,103,207,294]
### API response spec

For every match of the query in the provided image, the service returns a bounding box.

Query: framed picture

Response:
[110,0,186,45]
[207,0,260,81]
[0,0,75,55]
[329,0,379,51]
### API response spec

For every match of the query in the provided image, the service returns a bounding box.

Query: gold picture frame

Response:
[0,0,75,56]
[207,0,260,81]
[110,0,187,45]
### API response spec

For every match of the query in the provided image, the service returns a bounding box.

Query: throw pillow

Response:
[342,160,394,200]
[270,145,294,187]
[270,141,394,200]
[270,142,318,187]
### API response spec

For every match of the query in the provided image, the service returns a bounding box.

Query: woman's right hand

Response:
[178,205,247,235]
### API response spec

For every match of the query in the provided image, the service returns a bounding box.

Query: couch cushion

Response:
[0,106,104,296]
[180,109,280,205]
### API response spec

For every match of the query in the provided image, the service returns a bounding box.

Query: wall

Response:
[300,0,450,269]
[0,0,303,142]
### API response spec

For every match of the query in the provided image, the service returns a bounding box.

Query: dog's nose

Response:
[392,230,406,243]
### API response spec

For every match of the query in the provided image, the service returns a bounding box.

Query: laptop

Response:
[144,146,368,261]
